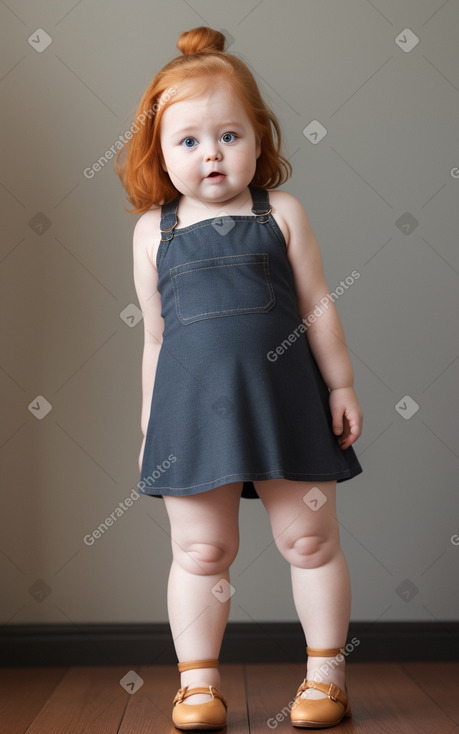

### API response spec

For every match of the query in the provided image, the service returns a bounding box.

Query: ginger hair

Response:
[115,27,292,213]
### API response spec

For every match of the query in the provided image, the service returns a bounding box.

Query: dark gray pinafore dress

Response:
[139,186,362,499]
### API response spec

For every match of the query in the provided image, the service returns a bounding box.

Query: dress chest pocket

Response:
[170,253,275,325]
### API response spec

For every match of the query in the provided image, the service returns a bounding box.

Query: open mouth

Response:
[208,171,224,178]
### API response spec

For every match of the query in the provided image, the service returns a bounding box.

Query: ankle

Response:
[180,668,221,690]
[307,656,346,686]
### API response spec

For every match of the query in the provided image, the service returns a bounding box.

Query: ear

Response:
[255,137,262,159]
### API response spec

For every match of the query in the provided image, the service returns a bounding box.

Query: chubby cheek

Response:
[162,155,201,196]
[169,164,201,193]
[163,149,198,179]
[235,147,258,178]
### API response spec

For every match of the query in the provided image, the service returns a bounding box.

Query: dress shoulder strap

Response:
[160,196,180,242]
[249,186,272,224]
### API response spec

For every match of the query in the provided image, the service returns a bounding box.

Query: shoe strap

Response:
[306,647,344,657]
[173,685,228,709]
[177,658,219,673]
[295,680,348,709]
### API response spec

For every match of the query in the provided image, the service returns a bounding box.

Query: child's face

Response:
[160,78,261,206]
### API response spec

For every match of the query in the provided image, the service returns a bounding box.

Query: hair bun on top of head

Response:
[177,26,226,55]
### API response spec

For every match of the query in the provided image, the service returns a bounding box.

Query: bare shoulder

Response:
[267,189,313,248]
[133,206,162,266]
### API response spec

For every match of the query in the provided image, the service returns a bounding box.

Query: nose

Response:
[203,143,222,162]
[204,151,222,162]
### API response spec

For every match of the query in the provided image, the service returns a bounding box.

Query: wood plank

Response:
[24,666,130,734]
[118,663,250,732]
[246,662,307,733]
[345,662,459,734]
[221,664,250,733]
[402,662,459,726]
[117,664,179,733]
[0,667,67,734]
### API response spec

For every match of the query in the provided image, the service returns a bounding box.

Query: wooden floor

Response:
[1,662,458,733]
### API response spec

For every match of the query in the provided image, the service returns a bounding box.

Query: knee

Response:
[279,534,339,569]
[175,541,238,576]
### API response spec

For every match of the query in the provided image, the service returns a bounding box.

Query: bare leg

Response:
[254,479,350,699]
[163,482,242,704]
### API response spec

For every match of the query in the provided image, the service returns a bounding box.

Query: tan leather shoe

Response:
[172,659,228,731]
[290,647,351,728]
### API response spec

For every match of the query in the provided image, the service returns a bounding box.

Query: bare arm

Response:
[272,191,363,449]
[132,209,164,468]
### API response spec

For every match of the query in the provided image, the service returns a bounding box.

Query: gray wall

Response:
[1,1,458,628]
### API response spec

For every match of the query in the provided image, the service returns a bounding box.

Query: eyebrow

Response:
[170,121,245,137]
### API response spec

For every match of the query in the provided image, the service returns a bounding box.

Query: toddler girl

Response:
[116,26,363,730]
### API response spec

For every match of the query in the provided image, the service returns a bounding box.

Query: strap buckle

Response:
[173,686,187,705]
[251,205,272,224]
[160,218,178,241]
[294,678,308,700]
[327,683,339,702]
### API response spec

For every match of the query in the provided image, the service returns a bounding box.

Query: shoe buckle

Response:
[327,683,339,701]
[295,679,307,698]
[174,687,187,705]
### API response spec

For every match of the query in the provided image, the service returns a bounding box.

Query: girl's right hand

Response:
[138,435,146,473]
[329,386,363,450]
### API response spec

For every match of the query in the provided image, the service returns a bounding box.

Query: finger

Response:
[337,416,351,448]
[339,422,359,449]
[332,412,344,436]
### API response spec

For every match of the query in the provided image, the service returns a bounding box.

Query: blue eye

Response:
[182,137,196,148]
[221,132,236,143]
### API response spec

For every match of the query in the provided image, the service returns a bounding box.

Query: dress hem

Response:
[138,464,363,498]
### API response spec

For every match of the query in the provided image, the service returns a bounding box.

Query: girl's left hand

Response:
[329,387,363,450]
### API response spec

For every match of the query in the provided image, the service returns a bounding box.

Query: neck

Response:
[179,187,253,217]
